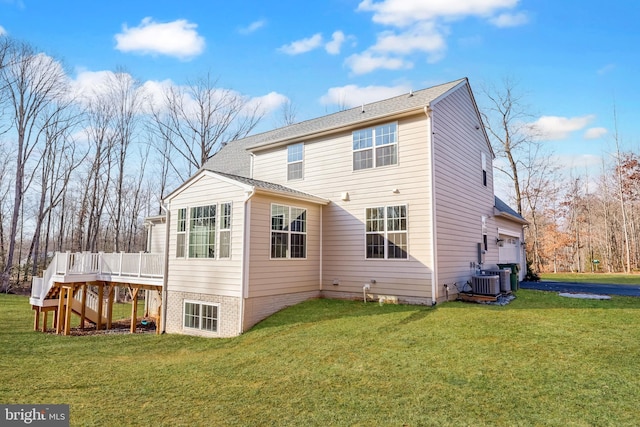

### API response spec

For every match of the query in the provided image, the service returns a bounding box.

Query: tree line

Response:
[482,80,638,275]
[0,37,262,292]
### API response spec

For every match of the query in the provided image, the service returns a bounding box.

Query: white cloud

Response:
[489,12,529,27]
[584,127,607,140]
[320,84,411,108]
[0,25,6,36]
[114,17,205,60]
[352,0,525,73]
[278,33,323,55]
[239,20,266,35]
[345,52,412,75]
[357,0,519,27]
[245,91,289,116]
[528,115,596,140]
[370,21,447,61]
[325,31,346,55]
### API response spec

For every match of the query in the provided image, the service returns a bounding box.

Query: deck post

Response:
[56,286,65,334]
[64,286,73,336]
[130,287,139,333]
[80,283,87,328]
[42,310,48,332]
[96,284,104,331]
[107,285,114,329]
[33,306,40,331]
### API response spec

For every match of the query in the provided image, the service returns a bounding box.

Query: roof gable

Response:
[203,78,468,176]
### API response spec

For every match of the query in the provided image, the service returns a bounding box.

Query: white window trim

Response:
[352,121,399,171]
[176,207,187,258]
[270,203,308,260]
[218,201,232,259]
[364,204,409,260]
[182,300,220,334]
[176,202,233,260]
[287,143,304,181]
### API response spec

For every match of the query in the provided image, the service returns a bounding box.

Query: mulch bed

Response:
[44,318,157,336]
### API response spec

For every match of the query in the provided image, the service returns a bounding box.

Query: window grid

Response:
[365,205,408,259]
[183,301,218,332]
[219,202,232,258]
[271,204,307,259]
[287,143,304,180]
[176,208,186,258]
[353,123,397,171]
[189,205,216,258]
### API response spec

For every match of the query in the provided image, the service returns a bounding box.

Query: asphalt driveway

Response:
[520,281,640,297]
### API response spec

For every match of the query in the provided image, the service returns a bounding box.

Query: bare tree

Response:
[28,105,84,277]
[149,73,263,181]
[276,98,298,127]
[481,78,539,215]
[106,69,145,252]
[0,40,68,291]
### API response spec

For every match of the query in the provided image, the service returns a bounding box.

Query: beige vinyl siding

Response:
[253,114,434,299]
[246,194,321,298]
[431,84,496,296]
[147,222,166,254]
[167,173,245,297]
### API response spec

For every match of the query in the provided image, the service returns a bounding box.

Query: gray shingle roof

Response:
[203,78,467,177]
[214,171,328,203]
[495,196,527,223]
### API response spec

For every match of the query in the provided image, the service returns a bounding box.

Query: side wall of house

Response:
[146,221,166,254]
[431,85,498,299]
[164,173,246,337]
[252,113,434,304]
[243,194,322,330]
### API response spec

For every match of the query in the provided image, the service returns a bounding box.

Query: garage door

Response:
[498,235,519,263]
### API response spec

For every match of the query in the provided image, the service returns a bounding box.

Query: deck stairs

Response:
[30,251,164,328]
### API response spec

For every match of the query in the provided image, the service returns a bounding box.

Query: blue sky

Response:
[1,0,638,184]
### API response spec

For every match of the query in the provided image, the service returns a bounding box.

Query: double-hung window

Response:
[481,152,487,187]
[353,123,397,170]
[176,208,186,258]
[271,204,307,259]
[365,205,408,259]
[287,143,304,180]
[189,205,217,258]
[183,300,218,332]
[176,203,233,259]
[218,202,232,258]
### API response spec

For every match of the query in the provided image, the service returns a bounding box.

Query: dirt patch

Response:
[44,318,157,336]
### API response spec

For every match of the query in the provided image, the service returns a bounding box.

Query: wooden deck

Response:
[31,252,164,336]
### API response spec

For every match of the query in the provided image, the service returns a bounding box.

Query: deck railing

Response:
[30,251,164,306]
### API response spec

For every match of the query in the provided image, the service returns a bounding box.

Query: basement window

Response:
[183,300,219,332]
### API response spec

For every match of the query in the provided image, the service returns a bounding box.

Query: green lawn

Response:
[540,272,640,285]
[1,292,639,426]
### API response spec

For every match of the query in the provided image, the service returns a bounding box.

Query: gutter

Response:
[240,188,256,334]
[426,105,438,306]
[159,202,170,334]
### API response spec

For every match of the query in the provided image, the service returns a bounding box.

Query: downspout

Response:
[425,105,438,305]
[240,188,256,335]
[319,205,323,292]
[159,202,170,333]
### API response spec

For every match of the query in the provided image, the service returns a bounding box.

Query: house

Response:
[144,77,528,338]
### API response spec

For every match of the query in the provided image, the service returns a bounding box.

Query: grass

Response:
[540,272,640,285]
[1,292,639,426]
